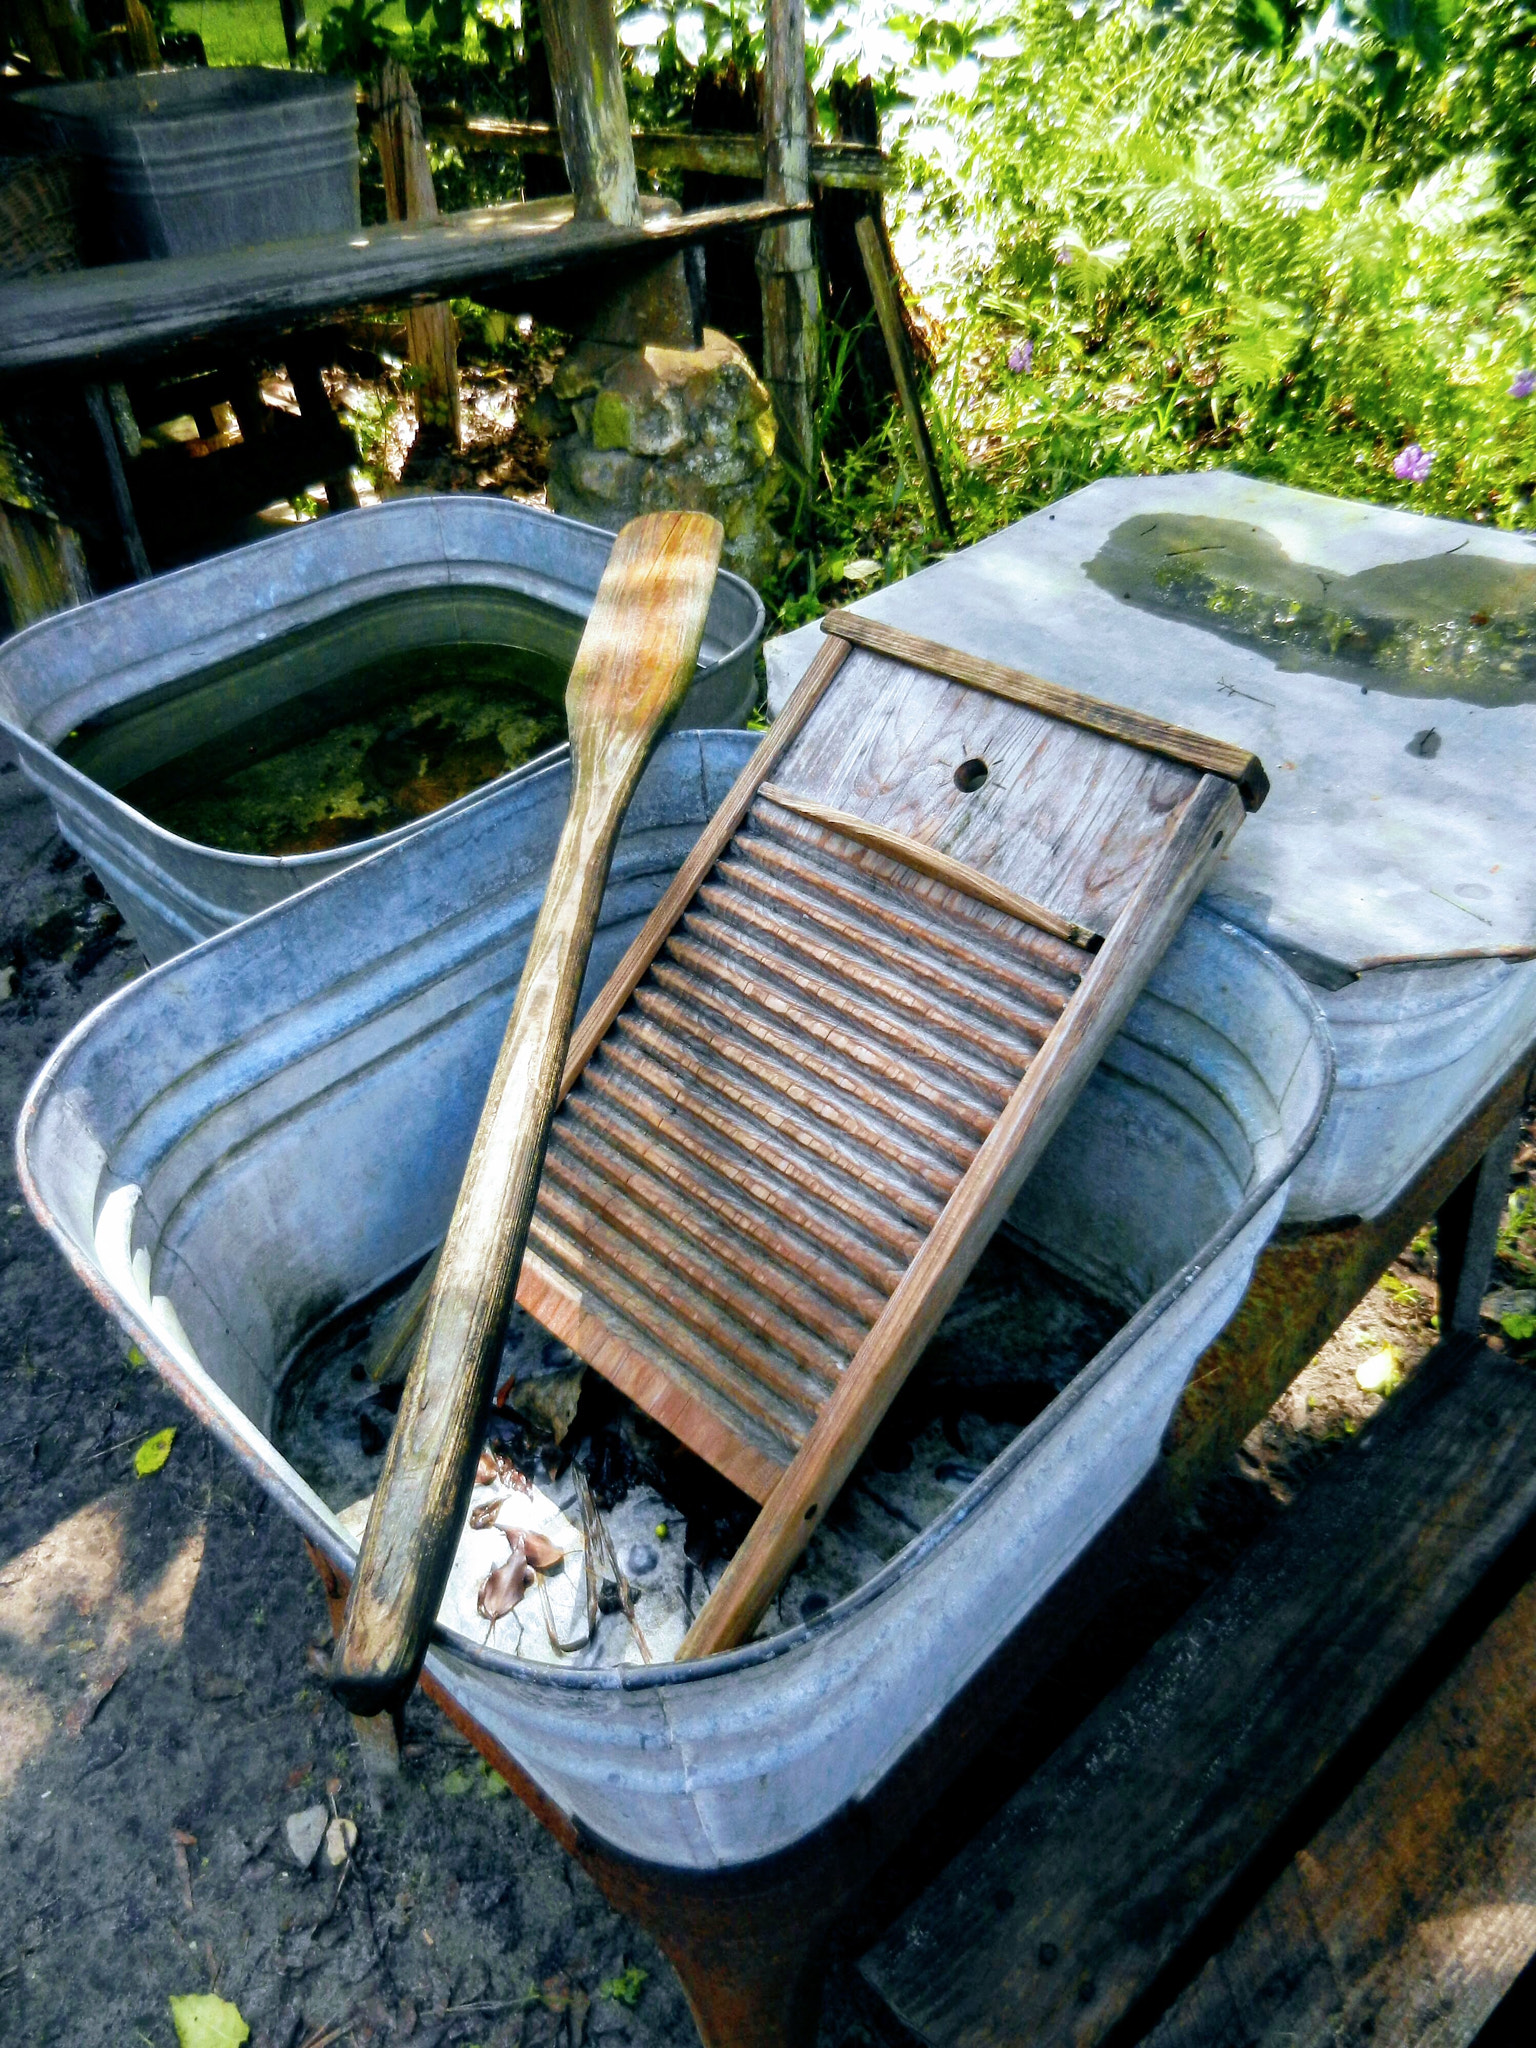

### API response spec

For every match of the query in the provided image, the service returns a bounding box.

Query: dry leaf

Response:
[63,1656,127,1736]
[500,1525,565,1572]
[477,1536,533,1623]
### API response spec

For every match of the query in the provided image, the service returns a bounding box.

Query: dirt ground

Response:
[0,741,1530,2048]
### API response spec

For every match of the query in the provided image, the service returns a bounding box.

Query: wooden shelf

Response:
[0,193,808,378]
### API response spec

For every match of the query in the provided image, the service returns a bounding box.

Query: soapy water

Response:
[1088,513,1536,708]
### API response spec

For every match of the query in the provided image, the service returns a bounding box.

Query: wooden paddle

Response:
[330,510,723,1715]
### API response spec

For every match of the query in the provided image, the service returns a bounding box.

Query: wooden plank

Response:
[854,214,953,539]
[772,643,1208,938]
[421,113,893,190]
[677,771,1241,1658]
[1147,1558,1536,2048]
[0,195,808,378]
[757,784,1100,948]
[822,610,1270,810]
[860,1336,1536,2048]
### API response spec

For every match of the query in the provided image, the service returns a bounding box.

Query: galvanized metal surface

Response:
[18,727,1331,1871]
[14,69,361,262]
[0,496,764,964]
[765,473,1536,1221]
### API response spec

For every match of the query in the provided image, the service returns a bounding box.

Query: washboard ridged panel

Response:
[515,615,1265,1647]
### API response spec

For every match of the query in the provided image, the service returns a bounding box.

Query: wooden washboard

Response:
[514,613,1268,1654]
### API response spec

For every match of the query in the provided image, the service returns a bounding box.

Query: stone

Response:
[582,250,698,350]
[564,445,645,510]
[539,328,781,588]
[283,1803,327,1871]
[324,1814,358,1866]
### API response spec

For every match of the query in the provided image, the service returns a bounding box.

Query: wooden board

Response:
[422,111,893,190]
[0,194,805,378]
[515,616,1255,1652]
[860,1336,1536,2048]
[1145,1556,1536,2048]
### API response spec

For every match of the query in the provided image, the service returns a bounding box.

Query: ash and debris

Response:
[2,744,1533,2048]
[276,1221,1126,1664]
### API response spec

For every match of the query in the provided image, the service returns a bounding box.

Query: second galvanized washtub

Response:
[18,727,1332,1873]
[0,495,764,964]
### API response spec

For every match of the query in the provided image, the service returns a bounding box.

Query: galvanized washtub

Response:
[19,725,1331,1872]
[0,495,764,964]
[766,472,1536,1224]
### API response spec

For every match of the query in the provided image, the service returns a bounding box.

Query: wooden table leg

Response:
[286,352,361,511]
[1437,1110,1525,1334]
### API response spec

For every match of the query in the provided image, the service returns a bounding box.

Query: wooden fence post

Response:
[759,0,819,483]
[539,0,642,227]
[372,60,461,449]
[539,0,695,346]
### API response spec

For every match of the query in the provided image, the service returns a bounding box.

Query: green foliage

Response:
[885,0,1536,538]
[598,1965,649,2008]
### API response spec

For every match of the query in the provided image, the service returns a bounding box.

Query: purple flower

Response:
[1393,443,1433,484]
[1008,340,1034,374]
[1511,368,1536,399]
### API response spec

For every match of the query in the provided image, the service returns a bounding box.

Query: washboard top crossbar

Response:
[515,612,1265,1654]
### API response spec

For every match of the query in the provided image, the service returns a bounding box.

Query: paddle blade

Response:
[565,512,724,762]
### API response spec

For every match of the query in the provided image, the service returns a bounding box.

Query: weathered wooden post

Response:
[372,60,462,449]
[540,0,643,229]
[759,0,819,481]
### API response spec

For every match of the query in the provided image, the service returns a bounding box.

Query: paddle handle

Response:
[331,513,721,1714]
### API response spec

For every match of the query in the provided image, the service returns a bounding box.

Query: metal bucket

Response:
[14,69,360,262]
[0,496,765,964]
[18,727,1332,1872]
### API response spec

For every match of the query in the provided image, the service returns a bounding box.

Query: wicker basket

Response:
[0,152,81,278]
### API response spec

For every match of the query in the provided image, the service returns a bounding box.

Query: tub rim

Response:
[16,867,1332,1700]
[0,495,766,876]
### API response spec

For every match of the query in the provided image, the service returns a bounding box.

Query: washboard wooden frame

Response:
[514,613,1267,1655]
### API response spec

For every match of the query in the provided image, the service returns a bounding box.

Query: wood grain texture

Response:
[771,642,1206,937]
[539,0,642,227]
[861,1337,1536,2048]
[545,632,854,1100]
[822,610,1269,810]
[330,512,722,1714]
[1146,1557,1536,2048]
[677,772,1242,1657]
[757,784,1099,947]
[854,215,953,539]
[759,0,819,473]
[0,195,808,377]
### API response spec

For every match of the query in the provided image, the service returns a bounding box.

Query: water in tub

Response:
[59,637,570,857]
[275,1224,1124,1667]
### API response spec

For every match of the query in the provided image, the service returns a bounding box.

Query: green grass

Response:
[166,0,407,68]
